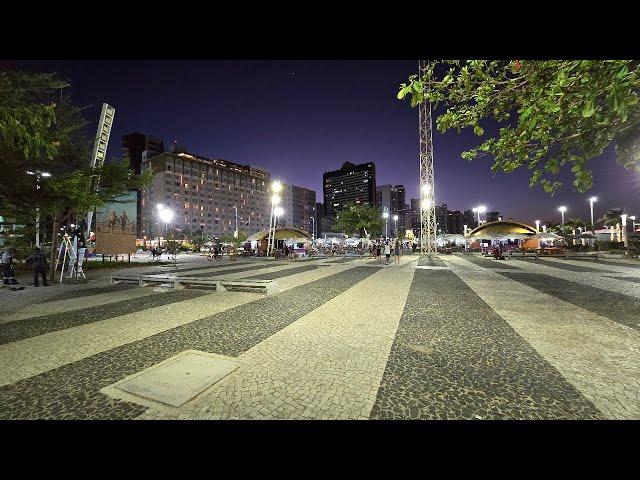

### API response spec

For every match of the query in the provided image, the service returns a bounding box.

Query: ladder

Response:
[55,234,87,283]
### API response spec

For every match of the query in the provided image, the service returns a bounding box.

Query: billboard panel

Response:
[95,192,137,254]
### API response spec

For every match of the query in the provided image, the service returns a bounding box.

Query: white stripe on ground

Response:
[2,287,160,323]
[446,255,640,420]
[138,258,415,420]
[509,257,640,299]
[540,256,640,274]
[0,263,348,386]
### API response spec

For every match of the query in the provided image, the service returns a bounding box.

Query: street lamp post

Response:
[309,216,315,241]
[267,181,282,257]
[535,220,540,233]
[27,170,52,247]
[393,214,399,238]
[630,216,637,235]
[473,206,486,225]
[589,196,597,231]
[383,212,389,240]
[558,206,567,225]
[158,207,173,244]
[621,214,628,248]
[233,205,238,238]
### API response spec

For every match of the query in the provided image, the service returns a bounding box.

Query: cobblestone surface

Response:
[498,272,640,331]
[240,264,321,280]
[571,258,640,269]
[0,267,375,419]
[417,256,445,267]
[458,255,520,270]
[447,254,640,419]
[369,268,602,420]
[35,284,137,303]
[0,289,208,345]
[611,276,640,284]
[512,257,603,273]
[140,264,414,420]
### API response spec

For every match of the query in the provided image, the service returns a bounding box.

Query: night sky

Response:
[8,60,640,225]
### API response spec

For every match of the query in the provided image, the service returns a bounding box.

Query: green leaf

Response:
[473,125,484,136]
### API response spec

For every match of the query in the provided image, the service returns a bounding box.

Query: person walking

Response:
[384,241,391,265]
[394,239,401,266]
[376,243,382,262]
[27,247,49,286]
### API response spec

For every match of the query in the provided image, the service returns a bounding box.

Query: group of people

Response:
[369,239,403,265]
[1,246,49,290]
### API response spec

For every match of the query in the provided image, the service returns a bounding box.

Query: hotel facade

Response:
[141,150,271,240]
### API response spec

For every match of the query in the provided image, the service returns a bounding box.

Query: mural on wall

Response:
[95,191,137,253]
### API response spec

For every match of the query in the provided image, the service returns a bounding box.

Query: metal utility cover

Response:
[114,351,237,407]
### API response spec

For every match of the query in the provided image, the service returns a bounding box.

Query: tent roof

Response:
[468,220,536,237]
[246,227,312,242]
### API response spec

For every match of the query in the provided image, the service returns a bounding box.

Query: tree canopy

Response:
[398,60,640,194]
[0,70,151,226]
[332,203,383,237]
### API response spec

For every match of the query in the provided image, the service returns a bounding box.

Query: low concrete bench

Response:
[111,274,277,295]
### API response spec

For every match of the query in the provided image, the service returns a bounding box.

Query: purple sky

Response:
[10,59,640,225]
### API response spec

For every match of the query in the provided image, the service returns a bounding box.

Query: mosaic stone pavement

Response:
[1,253,639,420]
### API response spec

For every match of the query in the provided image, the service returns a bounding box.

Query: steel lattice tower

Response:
[418,60,437,256]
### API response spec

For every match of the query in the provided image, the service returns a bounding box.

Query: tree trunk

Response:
[49,212,59,282]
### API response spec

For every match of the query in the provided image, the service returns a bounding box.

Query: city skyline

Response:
[8,59,640,225]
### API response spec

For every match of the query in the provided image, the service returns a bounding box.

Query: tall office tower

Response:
[281,184,316,233]
[323,161,376,221]
[486,211,500,223]
[315,202,324,236]
[376,184,406,236]
[393,185,406,234]
[435,203,448,234]
[463,209,478,231]
[446,209,464,234]
[122,133,165,237]
[141,150,270,239]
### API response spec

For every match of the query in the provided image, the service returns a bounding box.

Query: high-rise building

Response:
[435,203,448,234]
[141,150,270,239]
[463,209,477,231]
[281,184,316,234]
[323,161,376,220]
[486,211,500,223]
[447,210,464,234]
[122,133,165,237]
[376,184,406,236]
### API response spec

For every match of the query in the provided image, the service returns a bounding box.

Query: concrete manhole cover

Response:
[407,344,435,355]
[112,350,238,407]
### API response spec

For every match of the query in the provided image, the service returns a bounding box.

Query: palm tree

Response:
[598,207,625,227]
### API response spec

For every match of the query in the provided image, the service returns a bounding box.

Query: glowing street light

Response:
[535,220,540,233]
[558,206,567,225]
[588,196,597,230]
[26,170,52,247]
[383,211,389,240]
[473,205,486,225]
[621,214,628,248]
[158,208,173,238]
[233,205,238,238]
[267,181,282,257]
[393,214,399,238]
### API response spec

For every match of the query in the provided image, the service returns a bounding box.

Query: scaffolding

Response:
[418,60,437,256]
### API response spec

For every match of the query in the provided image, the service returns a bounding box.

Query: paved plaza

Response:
[1,252,639,420]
